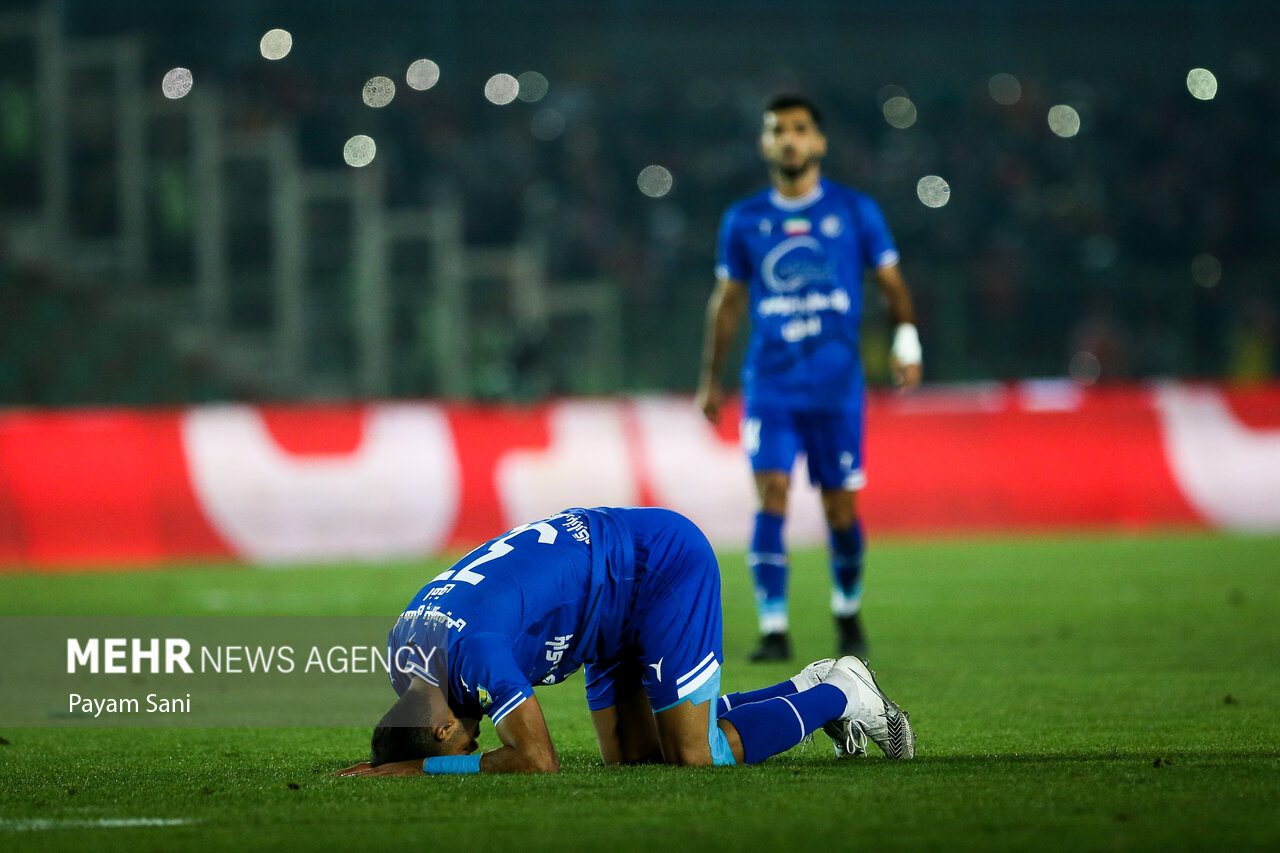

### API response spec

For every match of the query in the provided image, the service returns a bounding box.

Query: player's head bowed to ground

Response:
[335,506,913,776]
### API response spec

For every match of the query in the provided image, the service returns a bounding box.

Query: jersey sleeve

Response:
[856,195,900,269]
[450,632,535,725]
[714,205,751,283]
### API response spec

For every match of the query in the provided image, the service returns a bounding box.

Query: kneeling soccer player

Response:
[336,507,913,776]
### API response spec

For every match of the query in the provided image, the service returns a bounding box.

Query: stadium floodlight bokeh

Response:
[916,176,950,209]
[1047,104,1082,138]
[1186,67,1219,100]
[405,59,441,91]
[160,67,193,99]
[882,96,918,129]
[362,76,396,109]
[484,73,520,105]
[987,73,1022,106]
[343,135,377,168]
[637,165,675,198]
[259,28,293,61]
[516,71,549,103]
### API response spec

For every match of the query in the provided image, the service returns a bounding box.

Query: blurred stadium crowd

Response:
[1,0,1277,405]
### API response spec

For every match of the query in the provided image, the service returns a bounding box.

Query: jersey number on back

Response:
[430,520,560,586]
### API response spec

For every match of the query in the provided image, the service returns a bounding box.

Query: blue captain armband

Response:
[423,754,483,775]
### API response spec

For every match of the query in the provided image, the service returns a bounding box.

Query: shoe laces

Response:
[843,720,869,756]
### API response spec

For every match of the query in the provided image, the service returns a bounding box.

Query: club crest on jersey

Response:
[761,236,835,293]
[782,217,811,235]
[820,215,843,237]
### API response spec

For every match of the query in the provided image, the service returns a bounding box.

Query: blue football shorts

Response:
[741,406,866,491]
[584,509,724,715]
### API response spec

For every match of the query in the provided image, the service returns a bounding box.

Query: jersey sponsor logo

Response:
[549,511,591,544]
[760,236,835,293]
[780,316,822,343]
[544,634,573,666]
[782,217,811,235]
[401,603,467,633]
[757,288,852,318]
[541,634,575,685]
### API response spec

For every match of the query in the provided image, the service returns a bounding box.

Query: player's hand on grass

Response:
[332,760,424,777]
[332,761,373,776]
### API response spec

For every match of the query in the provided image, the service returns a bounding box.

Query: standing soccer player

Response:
[696,94,922,662]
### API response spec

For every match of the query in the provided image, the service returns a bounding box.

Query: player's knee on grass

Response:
[654,694,737,767]
[592,693,662,765]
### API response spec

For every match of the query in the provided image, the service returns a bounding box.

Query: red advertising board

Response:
[1,383,1277,568]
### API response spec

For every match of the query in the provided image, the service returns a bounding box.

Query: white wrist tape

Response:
[892,323,922,366]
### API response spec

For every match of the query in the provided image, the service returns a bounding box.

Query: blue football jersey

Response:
[387,507,637,725]
[715,178,899,411]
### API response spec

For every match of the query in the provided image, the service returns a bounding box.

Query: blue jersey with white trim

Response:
[387,507,636,725]
[716,178,899,411]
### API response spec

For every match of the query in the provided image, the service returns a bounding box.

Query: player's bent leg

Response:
[717,658,835,716]
[591,683,661,765]
[653,673,740,766]
[718,681,847,764]
[653,660,848,767]
[587,656,663,765]
[653,698,725,766]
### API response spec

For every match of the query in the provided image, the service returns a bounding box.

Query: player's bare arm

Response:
[874,263,923,391]
[479,695,560,773]
[696,276,748,424]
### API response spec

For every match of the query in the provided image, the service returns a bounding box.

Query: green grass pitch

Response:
[2,531,1278,851]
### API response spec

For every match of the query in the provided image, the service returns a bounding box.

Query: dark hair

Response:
[765,94,823,129]
[371,722,435,766]
[369,686,444,766]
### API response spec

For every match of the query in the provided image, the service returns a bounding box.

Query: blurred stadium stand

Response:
[1,0,1277,405]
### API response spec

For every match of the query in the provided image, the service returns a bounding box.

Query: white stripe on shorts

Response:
[676,652,718,686]
[676,659,721,700]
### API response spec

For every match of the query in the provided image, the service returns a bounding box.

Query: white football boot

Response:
[790,658,836,692]
[820,656,915,759]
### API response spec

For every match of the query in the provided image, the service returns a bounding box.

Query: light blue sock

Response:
[719,683,845,764]
[829,521,864,616]
[750,512,788,633]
